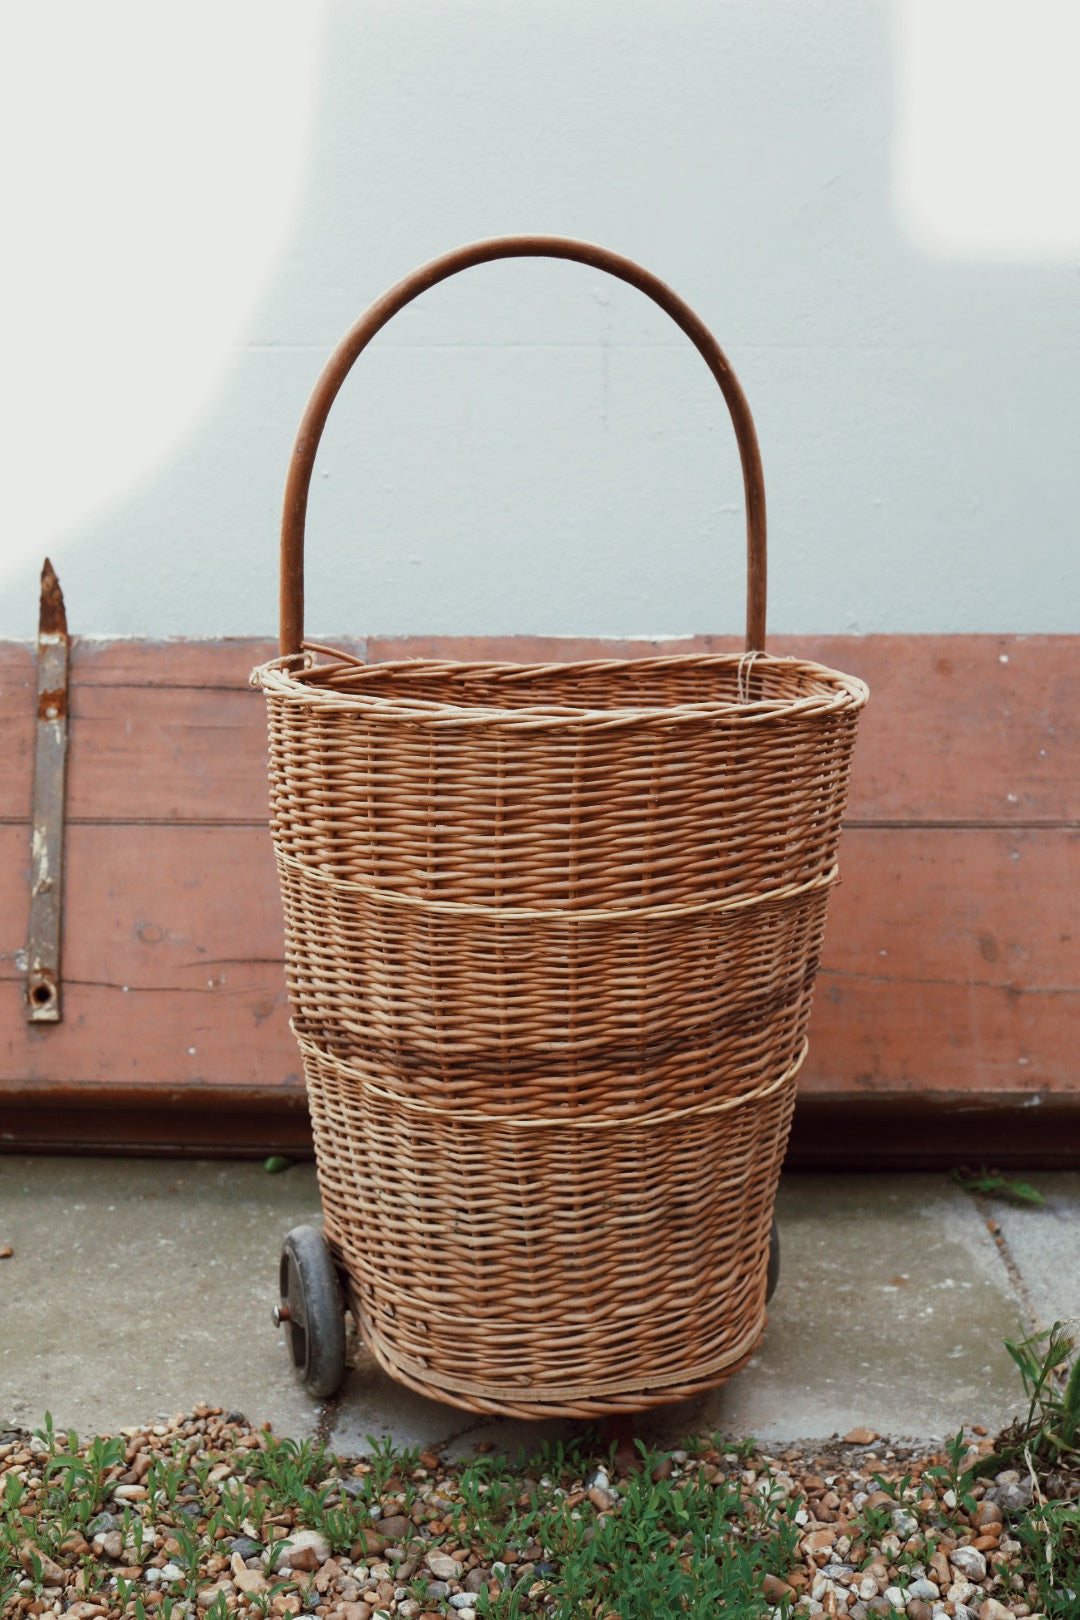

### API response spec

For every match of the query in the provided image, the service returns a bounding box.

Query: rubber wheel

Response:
[276,1225,346,1399]
[766,1220,780,1304]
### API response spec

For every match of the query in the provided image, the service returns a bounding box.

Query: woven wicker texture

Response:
[254,651,866,1414]
[253,236,868,1415]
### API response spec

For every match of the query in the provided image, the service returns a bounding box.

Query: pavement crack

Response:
[975,1191,1040,1331]
[438,1414,491,1450]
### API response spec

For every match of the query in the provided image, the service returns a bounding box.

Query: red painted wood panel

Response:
[0,644,33,823]
[3,824,1070,1008]
[822,827,1077,999]
[0,640,354,824]
[0,824,284,990]
[805,827,1079,1097]
[2,822,1076,1103]
[3,978,296,1094]
[1,633,1077,1155]
[3,636,1074,827]
[0,823,295,1093]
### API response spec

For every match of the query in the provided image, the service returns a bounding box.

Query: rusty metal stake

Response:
[24,559,70,1022]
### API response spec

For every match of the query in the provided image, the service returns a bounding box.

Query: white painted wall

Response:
[2,0,1078,640]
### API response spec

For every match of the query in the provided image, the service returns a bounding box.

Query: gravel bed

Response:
[0,1407,1070,1619]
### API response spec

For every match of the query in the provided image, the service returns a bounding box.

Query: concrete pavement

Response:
[2,1157,1076,1456]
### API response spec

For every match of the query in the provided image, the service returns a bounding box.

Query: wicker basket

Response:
[253,237,867,1418]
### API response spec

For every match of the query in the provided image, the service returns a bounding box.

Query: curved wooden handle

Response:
[280,235,767,656]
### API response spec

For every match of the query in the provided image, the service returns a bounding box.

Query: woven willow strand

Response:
[358,1309,768,1406]
[274,844,839,921]
[294,1026,806,1131]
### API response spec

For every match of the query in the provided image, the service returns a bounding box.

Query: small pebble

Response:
[376,1514,410,1541]
[950,1545,988,1582]
[230,1535,263,1559]
[425,1550,462,1580]
[86,1512,122,1536]
[987,1477,1033,1512]
[978,1601,1016,1620]
[275,1528,332,1569]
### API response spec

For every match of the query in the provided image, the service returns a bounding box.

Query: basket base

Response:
[342,1279,765,1420]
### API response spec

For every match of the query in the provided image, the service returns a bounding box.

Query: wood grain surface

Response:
[1,634,1075,1159]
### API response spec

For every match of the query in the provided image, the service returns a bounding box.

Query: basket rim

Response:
[251,648,869,728]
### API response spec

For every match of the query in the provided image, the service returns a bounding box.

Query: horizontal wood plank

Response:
[0,644,33,823]
[3,635,1075,826]
[1,971,297,1093]
[2,822,1076,1101]
[3,823,1070,1006]
[1,822,295,1092]
[0,824,284,990]
[805,975,1078,1095]
[1,1099,311,1157]
[806,826,1079,1095]
[785,1094,1080,1170]
[820,827,1077,997]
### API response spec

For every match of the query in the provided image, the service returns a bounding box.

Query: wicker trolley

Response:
[255,237,867,1418]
